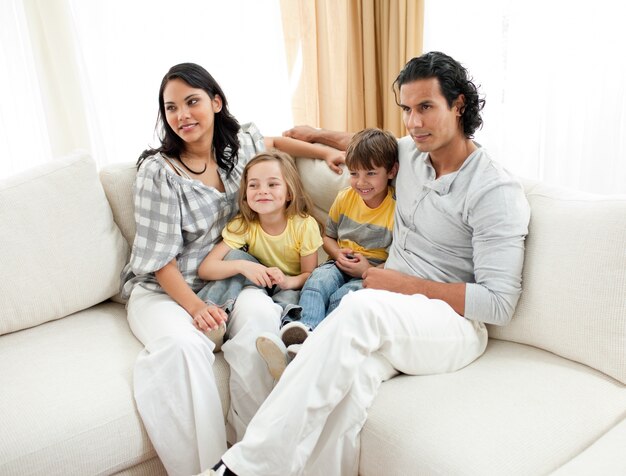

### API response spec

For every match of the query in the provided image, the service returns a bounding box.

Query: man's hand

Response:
[283,125,353,151]
[283,125,320,143]
[363,267,467,316]
[362,267,419,294]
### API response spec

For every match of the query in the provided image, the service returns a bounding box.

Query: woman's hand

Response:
[239,261,274,288]
[323,149,346,174]
[335,251,371,278]
[190,303,227,332]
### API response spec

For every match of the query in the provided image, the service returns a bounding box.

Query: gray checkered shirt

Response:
[120,122,265,299]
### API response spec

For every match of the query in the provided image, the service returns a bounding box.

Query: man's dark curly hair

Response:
[393,51,485,138]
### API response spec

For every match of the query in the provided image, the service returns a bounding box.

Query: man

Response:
[203,51,530,476]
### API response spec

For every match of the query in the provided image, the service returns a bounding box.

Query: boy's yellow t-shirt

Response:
[326,186,395,264]
[222,214,323,276]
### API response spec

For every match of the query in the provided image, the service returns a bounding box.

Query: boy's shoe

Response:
[256,332,288,380]
[280,321,310,347]
[287,343,302,361]
[204,322,227,352]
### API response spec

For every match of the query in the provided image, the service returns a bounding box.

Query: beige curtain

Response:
[280,0,424,138]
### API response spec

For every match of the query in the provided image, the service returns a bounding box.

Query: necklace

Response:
[178,156,207,175]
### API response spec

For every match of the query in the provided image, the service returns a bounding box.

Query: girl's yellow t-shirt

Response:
[222,214,322,276]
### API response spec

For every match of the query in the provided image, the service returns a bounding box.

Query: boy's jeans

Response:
[296,261,363,330]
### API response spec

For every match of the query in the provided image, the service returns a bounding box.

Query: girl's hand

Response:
[335,252,371,278]
[266,267,289,288]
[190,303,227,332]
[239,261,274,288]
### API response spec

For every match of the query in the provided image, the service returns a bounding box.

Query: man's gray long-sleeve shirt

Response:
[386,136,531,326]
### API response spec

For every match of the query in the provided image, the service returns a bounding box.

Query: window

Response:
[0,0,292,178]
[424,0,626,194]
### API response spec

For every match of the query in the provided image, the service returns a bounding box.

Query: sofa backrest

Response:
[0,153,129,336]
[488,180,626,384]
[99,162,138,248]
[98,157,351,250]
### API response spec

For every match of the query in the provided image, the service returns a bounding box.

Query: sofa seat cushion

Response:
[550,418,626,475]
[0,301,230,475]
[359,339,626,476]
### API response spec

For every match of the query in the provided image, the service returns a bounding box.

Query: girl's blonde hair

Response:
[228,150,320,234]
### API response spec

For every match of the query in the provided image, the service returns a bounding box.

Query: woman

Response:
[120,63,342,476]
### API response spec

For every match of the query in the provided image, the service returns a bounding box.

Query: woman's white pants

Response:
[223,288,489,476]
[127,286,281,476]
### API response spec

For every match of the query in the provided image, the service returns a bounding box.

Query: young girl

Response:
[198,150,323,380]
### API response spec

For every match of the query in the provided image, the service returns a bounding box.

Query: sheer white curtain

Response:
[0,1,53,178]
[0,0,292,179]
[423,0,626,194]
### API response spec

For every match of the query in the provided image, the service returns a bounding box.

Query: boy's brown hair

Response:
[345,128,398,172]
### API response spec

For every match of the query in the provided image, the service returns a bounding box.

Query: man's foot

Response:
[256,332,288,380]
[196,470,217,476]
[196,460,237,476]
[204,322,227,352]
[280,321,310,347]
[287,343,302,361]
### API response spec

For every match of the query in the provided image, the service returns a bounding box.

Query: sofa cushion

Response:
[360,340,626,476]
[295,157,350,217]
[0,153,129,335]
[550,418,626,475]
[99,162,137,248]
[0,301,231,475]
[488,181,626,384]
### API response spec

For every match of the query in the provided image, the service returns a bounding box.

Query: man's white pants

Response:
[224,289,488,476]
[127,286,281,476]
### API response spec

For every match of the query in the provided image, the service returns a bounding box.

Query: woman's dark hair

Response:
[393,51,485,138]
[137,63,240,173]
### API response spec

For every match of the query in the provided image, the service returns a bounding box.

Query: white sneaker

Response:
[256,332,288,380]
[279,321,310,347]
[287,343,302,361]
[204,322,227,352]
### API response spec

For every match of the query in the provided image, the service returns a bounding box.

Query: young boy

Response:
[266,128,399,366]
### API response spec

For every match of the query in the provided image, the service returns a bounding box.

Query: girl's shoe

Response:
[256,332,288,380]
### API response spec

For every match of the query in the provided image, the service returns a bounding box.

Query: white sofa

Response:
[1,152,625,476]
